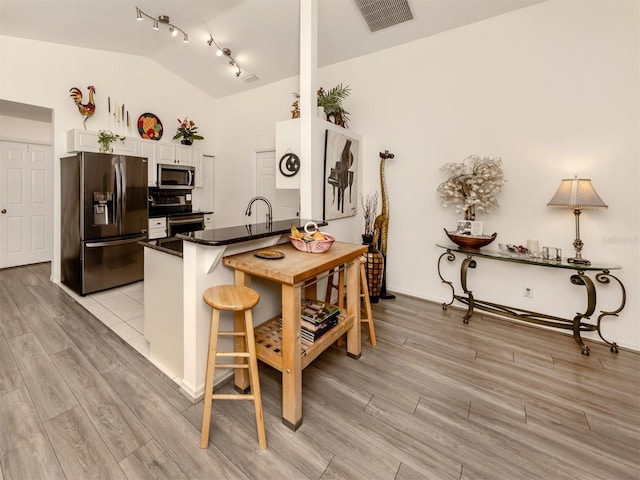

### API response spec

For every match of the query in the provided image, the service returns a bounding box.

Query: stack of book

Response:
[300,298,340,343]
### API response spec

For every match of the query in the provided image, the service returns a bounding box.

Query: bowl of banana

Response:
[290,221,335,253]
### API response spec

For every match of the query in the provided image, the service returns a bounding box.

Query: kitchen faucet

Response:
[245,196,272,225]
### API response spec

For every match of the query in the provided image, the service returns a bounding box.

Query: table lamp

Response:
[547,176,607,266]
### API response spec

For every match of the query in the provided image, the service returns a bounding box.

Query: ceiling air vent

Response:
[352,0,414,32]
[241,74,259,83]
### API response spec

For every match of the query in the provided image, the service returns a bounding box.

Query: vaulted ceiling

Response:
[0,0,543,99]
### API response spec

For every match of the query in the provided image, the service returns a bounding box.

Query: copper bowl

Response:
[444,229,497,249]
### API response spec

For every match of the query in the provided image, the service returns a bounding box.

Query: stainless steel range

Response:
[148,187,205,237]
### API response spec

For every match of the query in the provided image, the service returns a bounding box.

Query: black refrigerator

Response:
[61,152,148,295]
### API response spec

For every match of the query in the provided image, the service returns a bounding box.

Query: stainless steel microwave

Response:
[157,163,195,189]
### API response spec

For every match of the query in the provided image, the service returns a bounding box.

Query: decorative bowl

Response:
[290,233,335,253]
[444,229,497,249]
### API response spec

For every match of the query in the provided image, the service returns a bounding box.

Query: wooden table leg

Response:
[233,270,250,393]
[345,259,362,359]
[281,283,302,430]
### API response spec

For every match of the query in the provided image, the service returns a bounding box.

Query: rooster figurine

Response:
[69,85,96,129]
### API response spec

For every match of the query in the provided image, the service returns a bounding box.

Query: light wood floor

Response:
[1,263,638,480]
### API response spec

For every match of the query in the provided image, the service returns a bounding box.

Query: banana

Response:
[291,223,303,239]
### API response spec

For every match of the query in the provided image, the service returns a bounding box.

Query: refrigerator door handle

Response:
[114,158,123,233]
[120,156,127,227]
[85,235,147,248]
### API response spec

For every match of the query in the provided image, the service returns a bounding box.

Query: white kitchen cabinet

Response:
[139,139,158,186]
[66,130,202,186]
[155,143,193,166]
[203,213,214,230]
[176,145,194,165]
[157,143,176,165]
[148,217,167,239]
[66,128,137,155]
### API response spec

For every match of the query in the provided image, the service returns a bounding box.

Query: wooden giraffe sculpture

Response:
[373,150,395,299]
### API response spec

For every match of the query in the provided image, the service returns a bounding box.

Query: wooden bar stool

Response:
[201,285,267,450]
[324,259,376,346]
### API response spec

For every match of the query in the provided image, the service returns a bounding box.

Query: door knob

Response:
[1,209,6,214]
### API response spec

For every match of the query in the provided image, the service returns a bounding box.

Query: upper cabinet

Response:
[67,129,205,188]
[139,139,158,186]
[175,145,194,166]
[157,144,193,165]
[67,128,138,155]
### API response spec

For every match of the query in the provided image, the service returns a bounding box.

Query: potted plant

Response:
[173,117,204,145]
[97,130,125,153]
[361,192,378,244]
[437,155,506,220]
[290,85,352,127]
[317,84,351,127]
[437,155,505,248]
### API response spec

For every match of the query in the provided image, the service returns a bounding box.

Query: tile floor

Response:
[69,281,150,358]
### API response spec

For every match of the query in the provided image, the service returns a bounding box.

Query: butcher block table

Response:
[223,241,367,430]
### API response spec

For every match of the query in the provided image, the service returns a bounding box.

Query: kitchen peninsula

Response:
[141,219,340,402]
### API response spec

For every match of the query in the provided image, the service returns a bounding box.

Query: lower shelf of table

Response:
[254,313,355,371]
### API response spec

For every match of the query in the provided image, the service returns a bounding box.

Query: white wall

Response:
[0,116,52,144]
[339,0,638,350]
[0,36,216,282]
[213,0,639,351]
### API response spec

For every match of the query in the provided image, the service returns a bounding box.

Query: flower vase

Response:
[181,139,193,146]
[362,234,384,303]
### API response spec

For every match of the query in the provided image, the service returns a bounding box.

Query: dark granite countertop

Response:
[139,237,184,257]
[177,218,327,246]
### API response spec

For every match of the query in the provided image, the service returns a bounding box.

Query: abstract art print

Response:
[324,130,359,220]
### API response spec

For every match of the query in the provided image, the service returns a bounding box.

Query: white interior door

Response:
[256,150,299,221]
[0,141,53,268]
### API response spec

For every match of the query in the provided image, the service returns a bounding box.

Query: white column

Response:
[299,0,318,219]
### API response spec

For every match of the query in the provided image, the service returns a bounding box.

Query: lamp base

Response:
[567,257,591,266]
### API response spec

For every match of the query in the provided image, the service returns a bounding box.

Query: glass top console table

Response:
[436,243,626,355]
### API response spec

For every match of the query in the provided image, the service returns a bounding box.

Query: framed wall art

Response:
[323,129,359,220]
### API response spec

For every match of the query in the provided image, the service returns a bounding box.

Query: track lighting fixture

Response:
[207,34,242,77]
[136,7,189,43]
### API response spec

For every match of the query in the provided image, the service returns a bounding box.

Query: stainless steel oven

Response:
[167,213,205,237]
[149,188,192,215]
[157,163,195,189]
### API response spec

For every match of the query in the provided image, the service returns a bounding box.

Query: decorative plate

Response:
[137,113,163,140]
[254,250,285,260]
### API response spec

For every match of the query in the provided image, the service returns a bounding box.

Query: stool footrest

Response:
[218,332,246,337]
[214,363,249,369]
[212,394,255,400]
[216,352,250,358]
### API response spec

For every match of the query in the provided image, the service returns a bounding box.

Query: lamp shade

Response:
[547,178,608,210]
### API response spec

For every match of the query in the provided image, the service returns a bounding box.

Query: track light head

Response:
[136,8,188,42]
[207,33,243,79]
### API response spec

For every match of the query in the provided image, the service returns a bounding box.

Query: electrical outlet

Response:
[523,286,534,298]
